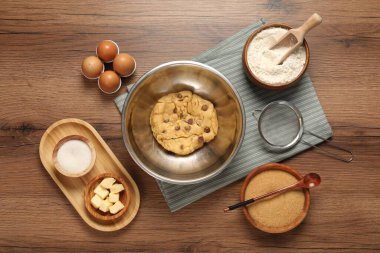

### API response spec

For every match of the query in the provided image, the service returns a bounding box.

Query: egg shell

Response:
[98,71,121,94]
[113,53,136,77]
[96,40,119,63]
[81,56,104,79]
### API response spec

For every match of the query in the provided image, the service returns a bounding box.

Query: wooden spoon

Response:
[270,13,322,65]
[223,173,321,212]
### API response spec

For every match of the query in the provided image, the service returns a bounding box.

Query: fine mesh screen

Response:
[259,104,301,146]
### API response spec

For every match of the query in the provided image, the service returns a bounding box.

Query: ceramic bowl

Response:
[52,135,96,177]
[240,163,310,233]
[242,23,310,90]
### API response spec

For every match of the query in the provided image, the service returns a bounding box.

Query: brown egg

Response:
[113,53,136,77]
[81,56,103,79]
[96,40,119,62]
[98,71,121,94]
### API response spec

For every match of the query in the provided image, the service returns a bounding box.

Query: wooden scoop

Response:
[270,13,322,65]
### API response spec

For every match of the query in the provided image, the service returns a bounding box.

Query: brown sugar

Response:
[245,169,305,228]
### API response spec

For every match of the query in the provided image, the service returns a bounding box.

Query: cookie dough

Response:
[150,91,218,155]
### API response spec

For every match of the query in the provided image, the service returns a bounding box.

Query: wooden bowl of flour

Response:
[242,23,310,90]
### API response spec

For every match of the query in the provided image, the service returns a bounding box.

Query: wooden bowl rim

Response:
[85,172,131,222]
[52,135,96,177]
[240,163,310,233]
[242,23,310,90]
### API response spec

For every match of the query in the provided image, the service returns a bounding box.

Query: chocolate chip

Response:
[163,119,169,123]
[204,127,210,133]
[187,118,193,125]
[185,126,191,131]
[180,112,184,118]
[201,105,208,111]
[198,136,204,143]
[180,144,184,150]
[176,93,183,99]
[173,108,177,113]
[162,130,166,133]
[175,126,180,131]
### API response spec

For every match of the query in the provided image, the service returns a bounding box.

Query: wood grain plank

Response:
[0,0,380,252]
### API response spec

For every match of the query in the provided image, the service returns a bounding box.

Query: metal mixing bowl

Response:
[121,61,245,184]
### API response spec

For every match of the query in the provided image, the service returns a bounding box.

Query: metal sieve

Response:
[253,100,353,162]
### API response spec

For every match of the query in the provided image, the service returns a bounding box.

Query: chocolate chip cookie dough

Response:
[150,91,218,155]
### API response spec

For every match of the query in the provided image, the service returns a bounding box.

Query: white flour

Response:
[247,27,306,85]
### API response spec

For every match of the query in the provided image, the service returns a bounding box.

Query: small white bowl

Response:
[53,135,96,177]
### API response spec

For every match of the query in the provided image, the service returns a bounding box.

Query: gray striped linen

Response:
[114,19,332,212]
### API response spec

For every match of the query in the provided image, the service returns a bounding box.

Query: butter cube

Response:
[100,177,116,189]
[110,183,124,193]
[94,185,109,199]
[99,198,112,213]
[109,201,125,214]
[108,192,119,203]
[90,194,103,209]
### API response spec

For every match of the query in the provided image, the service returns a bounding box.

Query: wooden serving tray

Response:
[39,118,140,232]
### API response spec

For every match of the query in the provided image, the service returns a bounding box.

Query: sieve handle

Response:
[302,131,353,163]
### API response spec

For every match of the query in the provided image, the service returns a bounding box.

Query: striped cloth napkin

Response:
[114,19,332,212]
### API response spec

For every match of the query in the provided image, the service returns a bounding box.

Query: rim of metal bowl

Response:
[121,60,246,185]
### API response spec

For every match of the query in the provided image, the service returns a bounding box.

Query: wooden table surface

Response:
[1,0,379,252]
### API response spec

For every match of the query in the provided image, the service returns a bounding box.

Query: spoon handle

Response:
[224,198,255,212]
[224,182,300,212]
[298,13,322,36]
[255,183,299,201]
